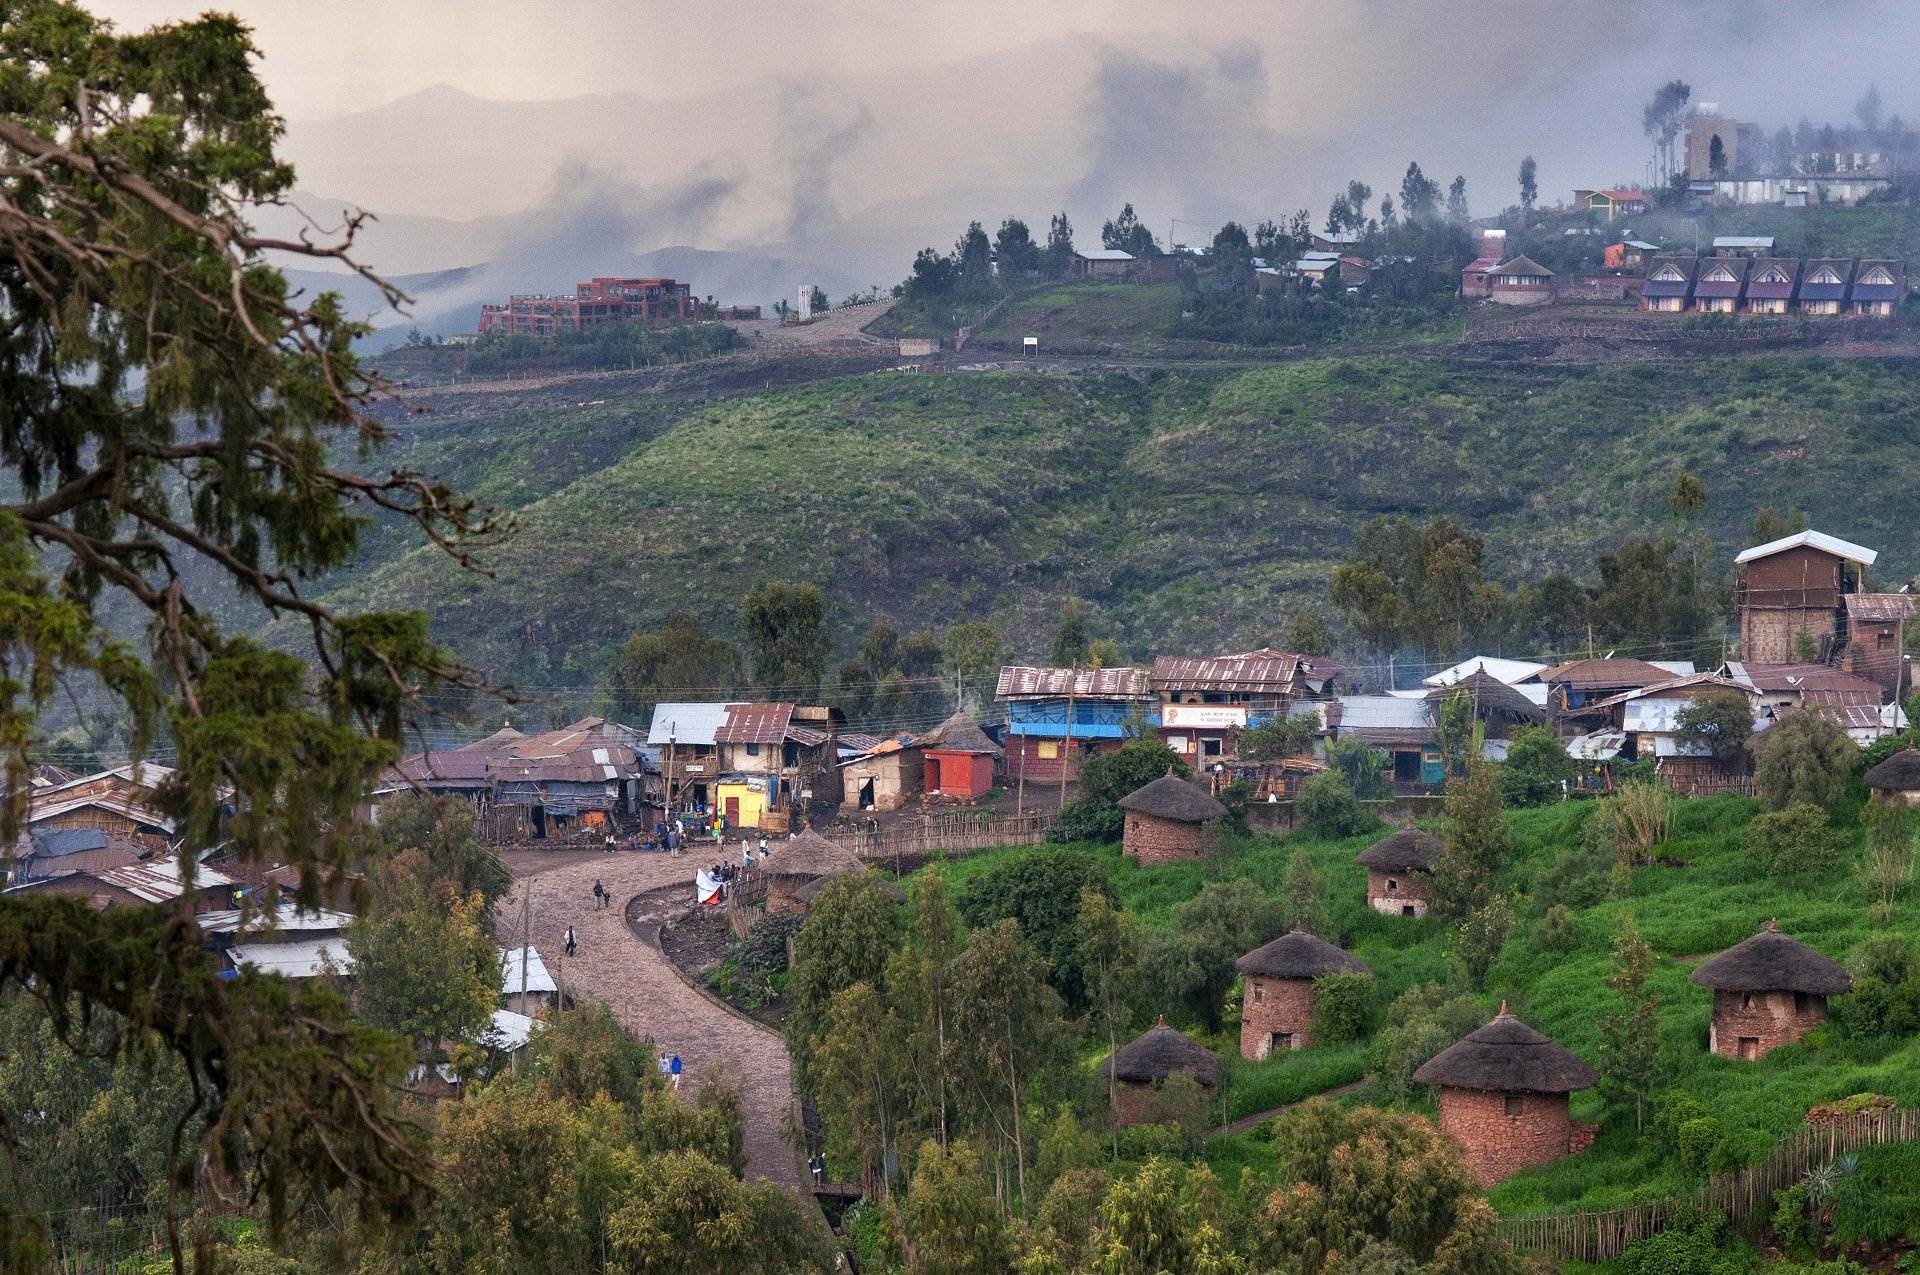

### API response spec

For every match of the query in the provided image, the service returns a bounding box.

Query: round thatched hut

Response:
[1117,774,1227,865]
[761,829,864,914]
[1689,919,1851,1060]
[1355,826,1443,917]
[1234,928,1371,1059]
[1864,747,1920,806]
[1097,1017,1220,1126]
[792,870,907,909]
[1412,1004,1598,1186]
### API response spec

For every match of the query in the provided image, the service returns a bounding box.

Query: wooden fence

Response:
[826,812,1048,863]
[1496,1108,1920,1264]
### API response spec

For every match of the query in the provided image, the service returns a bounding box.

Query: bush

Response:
[955,847,1114,1009]
[1612,780,1674,864]
[1615,1207,1746,1275]
[1449,896,1511,990]
[1755,712,1858,810]
[1048,796,1123,843]
[1310,971,1375,1044]
[1857,730,1914,775]
[1536,832,1614,911]
[1829,935,1920,1039]
[1746,803,1845,879]
[1498,726,1576,807]
[1297,771,1376,837]
[1047,739,1189,844]
[1367,983,1483,1099]
[1535,903,1577,953]
[1675,1116,1724,1172]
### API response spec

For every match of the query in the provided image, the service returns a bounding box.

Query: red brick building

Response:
[1234,929,1371,1059]
[1355,826,1442,917]
[1098,1017,1220,1127]
[478,277,697,335]
[1413,1005,1598,1187]
[1117,774,1226,866]
[1689,920,1852,1060]
[915,711,1002,801]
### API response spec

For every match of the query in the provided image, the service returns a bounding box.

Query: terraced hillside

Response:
[319,347,1920,683]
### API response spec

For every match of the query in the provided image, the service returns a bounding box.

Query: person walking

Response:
[593,879,606,910]
[564,925,577,958]
[757,835,769,859]
[669,1054,682,1090]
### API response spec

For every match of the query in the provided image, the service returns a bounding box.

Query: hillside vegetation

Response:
[326,350,1920,683]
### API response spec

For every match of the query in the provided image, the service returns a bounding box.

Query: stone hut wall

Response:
[1123,812,1212,866]
[1112,1076,1214,1127]
[765,877,808,916]
[1437,1086,1575,1187]
[1709,988,1828,1059]
[1366,867,1433,917]
[1240,975,1316,1059]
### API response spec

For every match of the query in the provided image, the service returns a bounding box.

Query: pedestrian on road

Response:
[564,925,577,957]
[757,835,769,858]
[669,1054,682,1090]
[593,879,606,910]
[742,841,752,867]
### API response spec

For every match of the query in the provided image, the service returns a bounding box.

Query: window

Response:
[1879,631,1894,650]
[1274,1032,1294,1052]
[1504,1094,1523,1116]
[1252,981,1263,1003]
[1402,904,1416,917]
[1387,878,1399,892]
[1794,991,1810,1013]
[1741,992,1754,1010]
[744,742,760,757]
[1202,738,1223,757]
[1037,741,1060,760]
[1738,1036,1760,1061]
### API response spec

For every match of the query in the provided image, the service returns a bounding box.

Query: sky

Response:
[80,1,1920,298]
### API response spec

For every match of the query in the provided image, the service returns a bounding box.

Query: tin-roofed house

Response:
[1639,256,1698,312]
[1848,260,1904,316]
[995,665,1155,788]
[711,703,838,834]
[1733,529,1877,665]
[1330,695,1442,789]
[1690,255,1750,312]
[1743,257,1800,314]
[8,856,235,914]
[1534,659,1680,733]
[1840,591,1917,694]
[1488,256,1556,305]
[840,735,923,812]
[1797,259,1854,315]
[1152,648,1343,770]
[1413,1005,1597,1186]
[1580,675,1759,793]
[1690,921,1851,1060]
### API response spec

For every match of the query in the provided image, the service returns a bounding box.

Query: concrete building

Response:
[478,277,697,335]
[1117,774,1226,866]
[996,665,1155,786]
[1684,110,1766,180]
[1689,920,1851,1060]
[840,736,923,812]
[1355,826,1441,916]
[1486,256,1556,305]
[1098,1018,1220,1126]
[1413,1005,1598,1187]
[1234,929,1371,1059]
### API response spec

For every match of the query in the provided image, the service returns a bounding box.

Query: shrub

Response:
[1857,730,1914,775]
[1536,828,1614,910]
[1449,896,1511,990]
[1310,971,1375,1044]
[1829,935,1920,1039]
[1675,691,1755,765]
[1048,739,1188,843]
[1675,1116,1724,1172]
[1755,712,1858,810]
[1498,726,1577,807]
[955,846,1114,1009]
[1048,796,1123,843]
[1746,803,1844,879]
[1367,983,1483,1099]
[1298,771,1376,837]
[1615,1207,1745,1275]
[1327,737,1391,799]
[1611,780,1674,864]
[1535,903,1577,953]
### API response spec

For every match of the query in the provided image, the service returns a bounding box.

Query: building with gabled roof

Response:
[1487,256,1555,305]
[1574,188,1649,219]
[1744,257,1800,314]
[1640,256,1698,312]
[1691,255,1750,312]
[1733,530,1891,674]
[996,665,1154,785]
[1152,648,1342,768]
[1849,259,1904,316]
[1797,259,1854,315]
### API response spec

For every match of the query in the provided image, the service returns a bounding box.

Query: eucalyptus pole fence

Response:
[826,812,1047,869]
[1497,1107,1920,1264]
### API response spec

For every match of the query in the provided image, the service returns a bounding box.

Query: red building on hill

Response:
[478,277,697,335]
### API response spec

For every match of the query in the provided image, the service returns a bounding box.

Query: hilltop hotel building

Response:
[478,276,697,335]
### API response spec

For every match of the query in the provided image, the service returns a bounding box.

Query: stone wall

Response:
[1245,795,1446,837]
[1123,812,1212,866]
[1240,975,1316,1059]
[1112,1076,1214,1127]
[1709,988,1829,1059]
[1367,867,1433,917]
[1437,1086,1575,1186]
[765,877,807,915]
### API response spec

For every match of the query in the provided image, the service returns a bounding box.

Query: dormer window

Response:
[1811,268,1840,284]
[1654,267,1683,281]
[1706,266,1734,282]
[1860,267,1893,285]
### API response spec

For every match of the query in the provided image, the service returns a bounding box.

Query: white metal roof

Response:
[484,1008,544,1052]
[500,946,557,996]
[1565,731,1624,760]
[1734,530,1877,567]
[1336,696,1432,730]
[197,903,354,935]
[1650,661,1698,677]
[1712,236,1775,249]
[92,857,232,902]
[1077,248,1134,261]
[647,702,743,746]
[1424,657,1549,687]
[25,792,176,833]
[229,937,353,979]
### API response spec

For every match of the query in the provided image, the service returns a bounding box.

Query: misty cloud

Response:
[772,86,875,243]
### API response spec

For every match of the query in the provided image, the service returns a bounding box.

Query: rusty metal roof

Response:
[1723,662,1883,699]
[785,724,830,748]
[995,666,1153,700]
[714,702,796,744]
[1844,593,1918,623]
[1154,649,1306,694]
[1538,658,1674,689]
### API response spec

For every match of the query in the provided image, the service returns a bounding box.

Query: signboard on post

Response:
[1162,705,1247,729]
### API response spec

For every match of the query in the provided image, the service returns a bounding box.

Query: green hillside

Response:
[327,347,1920,683]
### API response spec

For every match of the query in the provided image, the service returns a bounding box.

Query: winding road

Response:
[498,851,806,1192]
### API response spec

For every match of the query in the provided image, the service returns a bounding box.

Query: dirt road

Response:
[498,852,805,1191]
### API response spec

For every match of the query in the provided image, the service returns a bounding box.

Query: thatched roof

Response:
[761,829,864,879]
[917,711,1002,756]
[1689,921,1852,995]
[1236,928,1372,979]
[1864,747,1920,792]
[1355,827,1442,872]
[1411,1005,1596,1094]
[1097,1018,1219,1087]
[1117,774,1226,824]
[793,870,907,905]
[1424,671,1545,723]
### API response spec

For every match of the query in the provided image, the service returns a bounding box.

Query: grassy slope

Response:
[324,352,1920,678]
[918,793,1920,1217]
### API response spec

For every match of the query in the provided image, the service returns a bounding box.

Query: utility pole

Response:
[518,882,532,1018]
[1060,669,1077,813]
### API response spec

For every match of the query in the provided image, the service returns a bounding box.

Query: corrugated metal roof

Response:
[785,724,830,747]
[485,1009,544,1052]
[1335,696,1432,730]
[1154,649,1307,694]
[1713,236,1775,249]
[995,666,1153,700]
[198,904,354,935]
[95,858,234,903]
[1538,658,1674,689]
[1589,673,1750,710]
[229,937,352,979]
[1566,731,1624,760]
[1844,592,1917,622]
[715,702,796,744]
[647,702,743,746]
[1735,529,1866,564]
[1078,248,1134,261]
[1425,657,1548,687]
[500,946,557,995]
[1722,662,1883,698]
[25,791,176,833]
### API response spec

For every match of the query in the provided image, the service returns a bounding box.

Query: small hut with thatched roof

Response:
[1864,747,1920,806]
[1690,920,1852,1060]
[1413,1004,1598,1186]
[918,711,1003,801]
[792,870,907,909]
[761,829,864,914]
[1097,1017,1220,1126]
[1234,928,1371,1059]
[1355,825,1443,917]
[1117,773,1227,865]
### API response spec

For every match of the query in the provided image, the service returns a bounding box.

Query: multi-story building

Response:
[478,276,698,335]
